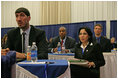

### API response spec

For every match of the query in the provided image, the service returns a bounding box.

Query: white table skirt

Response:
[100,53,117,78]
[16,61,70,78]
[48,52,117,78]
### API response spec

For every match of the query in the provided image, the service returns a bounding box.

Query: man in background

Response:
[93,24,111,52]
[48,26,76,53]
[110,37,117,50]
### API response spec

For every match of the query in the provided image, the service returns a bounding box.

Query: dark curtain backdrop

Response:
[110,20,117,41]
[1,21,106,42]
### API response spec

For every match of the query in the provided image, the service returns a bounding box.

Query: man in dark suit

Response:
[93,24,111,52]
[48,26,76,53]
[2,7,48,60]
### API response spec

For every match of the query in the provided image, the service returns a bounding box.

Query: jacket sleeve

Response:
[93,43,105,68]
[37,30,48,59]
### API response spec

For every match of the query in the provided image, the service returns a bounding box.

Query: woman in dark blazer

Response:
[70,27,105,78]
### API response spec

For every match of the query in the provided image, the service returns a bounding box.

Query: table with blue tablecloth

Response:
[16,60,70,78]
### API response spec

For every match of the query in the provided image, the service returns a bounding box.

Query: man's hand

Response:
[53,48,58,53]
[65,49,69,53]
[16,52,26,59]
[1,48,10,56]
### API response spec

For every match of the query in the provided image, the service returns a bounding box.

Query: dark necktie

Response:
[22,32,26,53]
[96,38,100,43]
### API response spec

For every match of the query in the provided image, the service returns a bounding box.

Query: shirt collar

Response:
[96,36,101,39]
[60,36,67,42]
[80,42,89,49]
[20,26,31,35]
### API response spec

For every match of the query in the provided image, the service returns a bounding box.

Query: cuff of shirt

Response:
[66,49,71,53]
[51,48,54,53]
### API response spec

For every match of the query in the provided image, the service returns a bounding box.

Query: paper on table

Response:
[18,62,46,64]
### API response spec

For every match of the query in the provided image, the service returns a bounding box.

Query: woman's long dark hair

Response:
[78,27,93,43]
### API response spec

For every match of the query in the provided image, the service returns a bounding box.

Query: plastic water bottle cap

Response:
[32,42,36,45]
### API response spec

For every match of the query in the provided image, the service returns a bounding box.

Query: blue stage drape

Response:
[1,21,107,42]
[1,27,14,38]
[110,20,117,41]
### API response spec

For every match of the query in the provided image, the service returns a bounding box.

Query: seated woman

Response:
[70,27,105,78]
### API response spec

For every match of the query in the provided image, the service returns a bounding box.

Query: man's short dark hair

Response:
[59,26,67,31]
[15,7,30,16]
[94,24,103,29]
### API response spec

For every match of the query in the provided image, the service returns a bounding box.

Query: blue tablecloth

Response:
[48,53,74,56]
[1,51,16,78]
[17,60,68,78]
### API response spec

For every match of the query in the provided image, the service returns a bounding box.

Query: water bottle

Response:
[57,42,61,54]
[111,50,117,53]
[61,44,65,53]
[31,42,37,62]
[27,46,31,61]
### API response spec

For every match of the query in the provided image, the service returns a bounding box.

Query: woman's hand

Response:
[88,62,95,68]
[53,48,58,53]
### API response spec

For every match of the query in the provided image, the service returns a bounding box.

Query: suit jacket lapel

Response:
[29,26,35,46]
[83,43,93,57]
[15,28,22,52]
[65,37,69,48]
[100,36,104,44]
[75,46,83,59]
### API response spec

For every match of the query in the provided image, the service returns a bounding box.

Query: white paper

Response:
[18,62,46,64]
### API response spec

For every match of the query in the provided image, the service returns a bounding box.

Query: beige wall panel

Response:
[49,1,58,24]
[102,1,108,20]
[2,1,117,38]
[1,1,18,27]
[71,1,117,38]
[71,1,84,22]
[1,1,41,27]
[106,1,112,38]
[96,2,103,20]
[40,1,70,25]
[71,2,77,22]
[22,1,40,25]
[58,1,71,24]
[111,1,117,20]
[83,1,89,21]
[107,1,112,20]
[93,1,97,20]
[88,1,94,21]
[40,1,48,25]
[78,1,84,22]
[114,2,117,20]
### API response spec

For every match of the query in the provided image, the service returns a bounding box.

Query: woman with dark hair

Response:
[70,27,105,78]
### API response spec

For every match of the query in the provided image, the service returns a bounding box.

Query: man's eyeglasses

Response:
[94,28,102,30]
